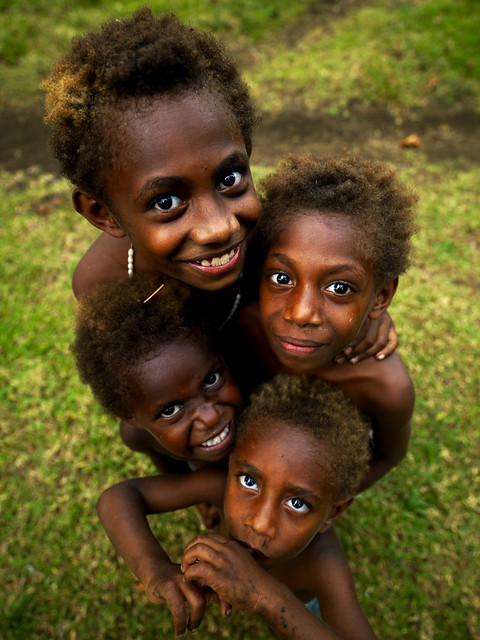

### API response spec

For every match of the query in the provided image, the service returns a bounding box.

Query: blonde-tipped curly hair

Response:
[237,374,371,500]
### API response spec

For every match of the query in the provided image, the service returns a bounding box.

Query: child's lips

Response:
[275,334,326,355]
[234,539,268,560]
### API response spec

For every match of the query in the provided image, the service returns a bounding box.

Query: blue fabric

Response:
[305,597,322,619]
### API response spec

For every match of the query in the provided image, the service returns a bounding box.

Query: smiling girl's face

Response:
[96,93,260,291]
[128,338,242,462]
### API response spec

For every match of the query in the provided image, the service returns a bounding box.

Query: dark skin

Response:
[237,213,415,491]
[71,99,398,484]
[97,424,376,639]
[71,94,397,362]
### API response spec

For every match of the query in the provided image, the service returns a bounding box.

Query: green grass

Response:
[0,0,314,107]
[244,0,480,114]
[1,1,479,639]
[1,0,479,112]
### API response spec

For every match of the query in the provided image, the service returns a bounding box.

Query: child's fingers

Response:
[348,321,385,363]
[375,321,399,360]
[182,533,229,569]
[162,591,188,637]
[220,599,233,617]
[182,582,207,634]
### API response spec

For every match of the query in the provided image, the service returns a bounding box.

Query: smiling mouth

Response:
[199,422,231,448]
[189,243,242,272]
[198,248,235,267]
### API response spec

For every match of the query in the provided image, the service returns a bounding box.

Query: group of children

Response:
[44,7,418,639]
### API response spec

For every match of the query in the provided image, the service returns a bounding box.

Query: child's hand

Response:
[335,311,398,365]
[144,561,207,636]
[181,533,275,617]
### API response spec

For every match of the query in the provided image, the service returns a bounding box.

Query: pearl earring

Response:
[127,244,134,278]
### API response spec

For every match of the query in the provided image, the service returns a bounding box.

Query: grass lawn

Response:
[1,1,479,638]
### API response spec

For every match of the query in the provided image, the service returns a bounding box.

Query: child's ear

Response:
[319,496,354,532]
[367,278,398,320]
[72,189,126,238]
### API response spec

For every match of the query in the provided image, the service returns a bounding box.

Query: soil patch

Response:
[1,101,479,175]
[251,103,480,169]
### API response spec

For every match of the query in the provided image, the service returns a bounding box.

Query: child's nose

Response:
[189,196,240,245]
[192,402,221,429]
[284,286,322,327]
[248,501,276,541]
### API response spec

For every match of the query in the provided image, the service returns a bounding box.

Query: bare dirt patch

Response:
[251,103,480,169]
[1,101,479,176]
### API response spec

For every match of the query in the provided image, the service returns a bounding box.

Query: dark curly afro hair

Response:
[255,153,418,287]
[72,274,218,419]
[44,7,258,200]
[236,374,371,500]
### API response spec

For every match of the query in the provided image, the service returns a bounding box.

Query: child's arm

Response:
[354,355,415,491]
[182,529,376,640]
[308,527,377,640]
[96,467,226,636]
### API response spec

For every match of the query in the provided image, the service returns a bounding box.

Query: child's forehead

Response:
[279,209,359,239]
[233,418,335,490]
[236,415,329,461]
[106,91,242,153]
[270,210,373,264]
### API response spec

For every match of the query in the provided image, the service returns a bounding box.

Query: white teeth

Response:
[200,249,235,267]
[201,424,230,448]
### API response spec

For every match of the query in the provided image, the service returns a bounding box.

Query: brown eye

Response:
[160,403,182,418]
[204,371,221,389]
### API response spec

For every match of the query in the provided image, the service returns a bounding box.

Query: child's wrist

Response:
[252,574,291,618]
[137,554,176,589]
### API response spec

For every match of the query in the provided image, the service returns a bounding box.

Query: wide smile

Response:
[198,420,233,450]
[187,242,243,276]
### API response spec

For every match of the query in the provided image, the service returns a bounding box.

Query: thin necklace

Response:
[218,287,242,330]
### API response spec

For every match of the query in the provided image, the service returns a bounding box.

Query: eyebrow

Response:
[268,252,367,277]
[136,150,250,204]
[136,176,187,204]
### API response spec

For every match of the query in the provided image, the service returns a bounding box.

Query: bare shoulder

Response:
[325,353,414,416]
[363,353,414,412]
[72,233,130,298]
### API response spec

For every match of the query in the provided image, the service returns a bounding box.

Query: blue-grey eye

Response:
[326,282,352,296]
[239,474,258,490]
[287,497,308,513]
[154,195,183,211]
[220,171,242,189]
